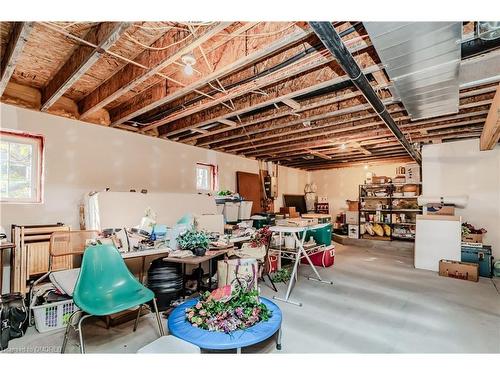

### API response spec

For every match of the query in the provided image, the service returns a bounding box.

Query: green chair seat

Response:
[73,244,155,316]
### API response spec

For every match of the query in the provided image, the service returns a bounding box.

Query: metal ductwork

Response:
[364,22,462,121]
[308,22,421,164]
[477,21,500,41]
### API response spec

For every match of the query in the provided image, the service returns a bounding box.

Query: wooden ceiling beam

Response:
[245,117,487,159]
[300,157,414,170]
[193,84,495,149]
[282,98,302,110]
[480,83,500,150]
[160,62,382,137]
[0,22,33,97]
[308,149,332,160]
[229,106,490,155]
[218,119,237,127]
[41,22,131,111]
[79,22,232,119]
[190,86,372,146]
[109,24,315,126]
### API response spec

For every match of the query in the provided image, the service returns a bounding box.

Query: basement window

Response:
[196,163,218,192]
[0,129,44,203]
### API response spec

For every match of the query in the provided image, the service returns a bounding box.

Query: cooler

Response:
[461,245,493,278]
[301,245,335,267]
[305,223,332,246]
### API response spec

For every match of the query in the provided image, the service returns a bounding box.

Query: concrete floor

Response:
[3,243,500,353]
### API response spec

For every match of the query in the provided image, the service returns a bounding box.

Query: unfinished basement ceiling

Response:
[1,21,499,170]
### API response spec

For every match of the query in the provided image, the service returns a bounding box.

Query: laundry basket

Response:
[31,299,79,333]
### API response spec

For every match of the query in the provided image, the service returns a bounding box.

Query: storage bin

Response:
[306,223,332,246]
[223,202,240,223]
[216,204,224,215]
[461,245,493,277]
[32,299,79,333]
[238,201,253,220]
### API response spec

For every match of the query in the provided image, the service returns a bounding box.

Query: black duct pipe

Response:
[140,23,363,124]
[461,36,500,59]
[309,21,422,164]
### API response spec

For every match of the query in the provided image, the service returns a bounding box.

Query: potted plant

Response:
[177,229,210,256]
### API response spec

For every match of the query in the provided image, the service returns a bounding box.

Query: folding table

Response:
[269,224,333,306]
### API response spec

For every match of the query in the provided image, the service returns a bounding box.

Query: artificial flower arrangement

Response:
[185,285,272,333]
[249,226,272,248]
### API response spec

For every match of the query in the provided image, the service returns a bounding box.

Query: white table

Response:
[269,224,333,306]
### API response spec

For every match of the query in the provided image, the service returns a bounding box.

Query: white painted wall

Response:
[310,163,405,219]
[422,139,500,258]
[0,104,307,291]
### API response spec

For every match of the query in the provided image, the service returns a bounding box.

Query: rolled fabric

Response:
[417,195,468,208]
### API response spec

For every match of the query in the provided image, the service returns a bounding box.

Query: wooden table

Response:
[1,242,15,294]
[163,248,231,293]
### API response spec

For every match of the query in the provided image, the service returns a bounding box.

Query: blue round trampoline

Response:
[167,297,282,352]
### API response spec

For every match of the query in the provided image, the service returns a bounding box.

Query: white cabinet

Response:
[414,215,461,271]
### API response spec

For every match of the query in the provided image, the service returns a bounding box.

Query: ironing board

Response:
[167,297,282,353]
[269,224,334,306]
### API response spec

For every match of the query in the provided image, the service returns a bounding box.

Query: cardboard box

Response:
[439,259,478,282]
[280,206,299,218]
[318,196,328,203]
[461,233,483,244]
[346,200,359,211]
[348,224,359,239]
[372,176,389,184]
[345,211,359,225]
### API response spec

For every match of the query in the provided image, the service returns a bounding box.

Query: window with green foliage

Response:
[0,130,44,203]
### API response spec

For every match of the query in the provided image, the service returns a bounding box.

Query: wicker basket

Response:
[31,299,79,333]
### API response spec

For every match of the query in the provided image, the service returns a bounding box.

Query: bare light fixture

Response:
[340,143,347,150]
[364,164,369,170]
[181,52,196,76]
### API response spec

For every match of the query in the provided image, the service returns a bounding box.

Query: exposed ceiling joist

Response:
[219,119,237,126]
[308,149,332,160]
[309,21,422,164]
[282,98,301,110]
[41,22,131,111]
[0,22,33,96]
[480,83,500,150]
[79,22,232,119]
[110,25,315,125]
[162,63,383,137]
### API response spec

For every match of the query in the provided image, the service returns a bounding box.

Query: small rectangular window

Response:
[0,129,44,203]
[196,163,217,192]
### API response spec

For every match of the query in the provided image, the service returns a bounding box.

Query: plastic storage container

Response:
[306,223,332,246]
[31,299,79,333]
[223,202,240,223]
[238,201,253,220]
[461,245,493,277]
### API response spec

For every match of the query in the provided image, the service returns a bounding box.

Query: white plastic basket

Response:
[31,299,79,333]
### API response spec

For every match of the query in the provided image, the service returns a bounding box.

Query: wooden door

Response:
[236,171,262,215]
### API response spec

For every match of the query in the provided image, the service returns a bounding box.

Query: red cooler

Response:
[301,246,335,268]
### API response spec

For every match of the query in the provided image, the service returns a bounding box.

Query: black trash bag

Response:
[0,293,28,351]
